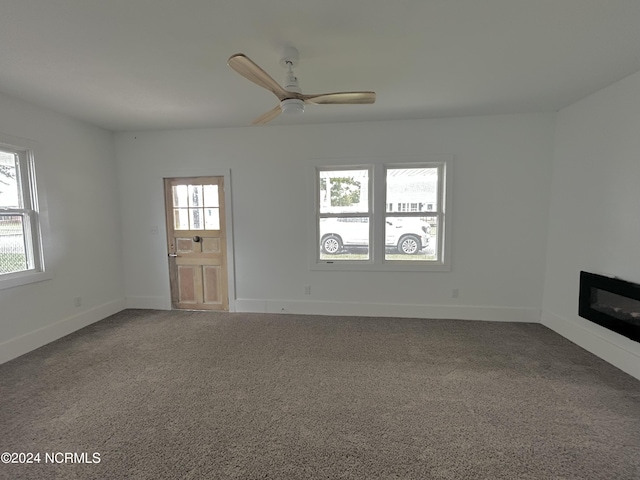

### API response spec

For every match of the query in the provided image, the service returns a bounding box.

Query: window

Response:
[314,160,450,271]
[0,140,48,287]
[318,167,371,261]
[385,166,442,262]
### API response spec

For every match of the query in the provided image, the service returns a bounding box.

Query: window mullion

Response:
[372,164,384,264]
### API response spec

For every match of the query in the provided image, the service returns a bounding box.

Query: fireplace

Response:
[579,271,640,343]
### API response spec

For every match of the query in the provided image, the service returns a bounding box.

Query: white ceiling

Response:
[1,0,639,132]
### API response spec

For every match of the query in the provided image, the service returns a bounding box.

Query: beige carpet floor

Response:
[1,309,639,479]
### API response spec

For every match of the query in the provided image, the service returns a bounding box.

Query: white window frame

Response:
[310,156,452,272]
[317,165,373,263]
[0,135,52,290]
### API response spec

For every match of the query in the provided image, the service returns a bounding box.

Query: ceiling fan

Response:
[228,46,376,125]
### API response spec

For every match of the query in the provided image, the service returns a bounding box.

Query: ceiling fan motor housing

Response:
[281,68,304,114]
[281,98,304,114]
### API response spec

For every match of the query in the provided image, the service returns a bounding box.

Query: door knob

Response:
[168,253,178,257]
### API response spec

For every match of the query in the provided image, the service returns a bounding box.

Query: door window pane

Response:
[319,217,369,260]
[386,168,438,213]
[174,208,189,230]
[203,185,219,207]
[385,216,437,261]
[0,215,27,274]
[172,185,188,208]
[319,169,369,214]
[188,185,202,207]
[204,208,220,230]
[189,208,204,230]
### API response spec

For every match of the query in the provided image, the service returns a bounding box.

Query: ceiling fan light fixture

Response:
[280,98,305,115]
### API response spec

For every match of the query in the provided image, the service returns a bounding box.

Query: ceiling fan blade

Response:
[250,105,282,125]
[303,91,376,105]
[228,54,289,101]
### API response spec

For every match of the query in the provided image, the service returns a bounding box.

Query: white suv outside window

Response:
[320,217,430,255]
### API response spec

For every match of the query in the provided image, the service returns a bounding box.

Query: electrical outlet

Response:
[452,288,459,299]
[304,285,311,295]
[74,296,82,307]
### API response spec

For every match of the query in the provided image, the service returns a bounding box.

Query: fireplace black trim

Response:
[579,271,640,343]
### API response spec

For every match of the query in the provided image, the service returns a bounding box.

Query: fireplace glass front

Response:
[579,271,640,343]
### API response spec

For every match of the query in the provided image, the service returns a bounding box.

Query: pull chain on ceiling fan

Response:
[227,46,376,125]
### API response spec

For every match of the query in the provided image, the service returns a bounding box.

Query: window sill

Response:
[311,261,450,272]
[0,270,53,290]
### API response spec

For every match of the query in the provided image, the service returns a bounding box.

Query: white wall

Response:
[115,113,555,321]
[0,92,125,363]
[542,71,640,379]
[4,72,638,380]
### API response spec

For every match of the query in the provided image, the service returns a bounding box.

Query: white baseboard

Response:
[0,298,126,365]
[235,298,540,323]
[125,296,171,310]
[541,310,640,381]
